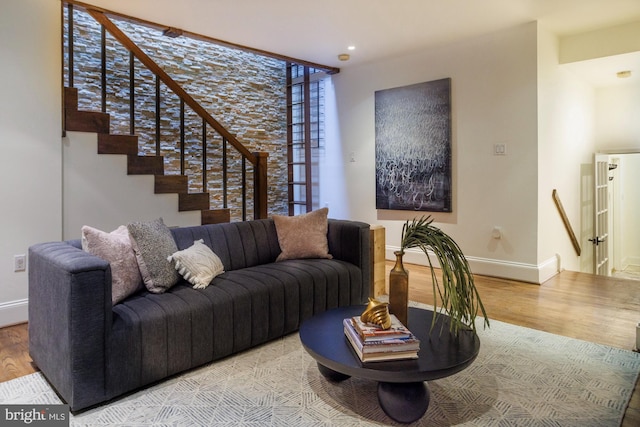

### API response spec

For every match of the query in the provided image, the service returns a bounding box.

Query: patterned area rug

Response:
[1,302,639,426]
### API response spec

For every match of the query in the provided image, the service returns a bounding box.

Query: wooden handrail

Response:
[65,0,340,75]
[552,189,581,256]
[86,8,259,165]
[67,4,269,219]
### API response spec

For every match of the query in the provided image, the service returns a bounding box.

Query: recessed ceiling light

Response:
[338,53,350,61]
[617,70,632,78]
[347,45,356,51]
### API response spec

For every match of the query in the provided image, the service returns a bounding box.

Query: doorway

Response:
[595,153,640,279]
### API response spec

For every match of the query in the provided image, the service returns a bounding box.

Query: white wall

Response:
[322,23,545,282]
[537,26,597,278]
[619,154,640,267]
[0,0,61,326]
[595,82,640,152]
[0,1,201,328]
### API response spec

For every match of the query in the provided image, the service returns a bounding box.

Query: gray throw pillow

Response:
[127,218,180,293]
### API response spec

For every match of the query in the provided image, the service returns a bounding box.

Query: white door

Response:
[592,154,610,275]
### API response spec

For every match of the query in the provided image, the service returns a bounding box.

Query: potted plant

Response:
[389,216,489,335]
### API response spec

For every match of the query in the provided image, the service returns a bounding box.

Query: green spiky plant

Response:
[400,216,489,335]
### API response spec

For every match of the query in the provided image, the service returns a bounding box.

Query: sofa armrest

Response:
[28,241,112,411]
[327,219,371,302]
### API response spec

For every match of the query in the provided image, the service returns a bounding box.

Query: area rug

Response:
[1,302,638,426]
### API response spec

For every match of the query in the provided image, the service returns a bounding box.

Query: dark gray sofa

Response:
[28,218,370,411]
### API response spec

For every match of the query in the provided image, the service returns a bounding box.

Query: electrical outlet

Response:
[14,254,26,272]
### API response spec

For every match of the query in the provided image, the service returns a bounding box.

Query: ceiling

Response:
[85,0,640,86]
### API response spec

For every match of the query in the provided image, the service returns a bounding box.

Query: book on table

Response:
[343,317,420,363]
[350,314,413,342]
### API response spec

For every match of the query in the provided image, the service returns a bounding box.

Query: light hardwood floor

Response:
[0,263,638,425]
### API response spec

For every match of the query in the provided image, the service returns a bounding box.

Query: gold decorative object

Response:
[360,297,392,330]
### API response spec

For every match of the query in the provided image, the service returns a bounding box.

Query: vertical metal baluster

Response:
[242,157,247,221]
[101,26,106,113]
[67,4,74,88]
[222,137,228,209]
[129,51,135,135]
[180,99,185,175]
[155,76,161,156]
[202,119,207,192]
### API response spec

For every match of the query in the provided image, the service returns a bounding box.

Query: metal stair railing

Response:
[64,2,268,220]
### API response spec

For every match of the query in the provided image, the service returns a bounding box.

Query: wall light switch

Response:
[494,143,507,155]
[14,254,26,272]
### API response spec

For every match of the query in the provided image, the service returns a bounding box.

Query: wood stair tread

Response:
[201,209,231,224]
[179,193,209,211]
[65,110,110,134]
[98,134,138,155]
[155,175,188,193]
[127,156,164,175]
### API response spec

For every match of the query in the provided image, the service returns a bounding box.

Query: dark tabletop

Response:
[299,305,480,383]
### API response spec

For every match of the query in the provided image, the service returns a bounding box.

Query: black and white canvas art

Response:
[375,78,452,212]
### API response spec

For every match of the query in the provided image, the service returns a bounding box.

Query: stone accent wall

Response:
[64,9,288,220]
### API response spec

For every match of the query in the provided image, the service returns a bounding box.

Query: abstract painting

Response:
[375,78,452,212]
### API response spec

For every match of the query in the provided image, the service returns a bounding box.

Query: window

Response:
[287,64,326,215]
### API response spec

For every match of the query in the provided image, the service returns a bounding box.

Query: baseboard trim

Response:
[0,298,28,328]
[622,256,640,270]
[386,247,559,285]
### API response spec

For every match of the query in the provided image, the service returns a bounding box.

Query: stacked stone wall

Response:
[64,9,288,220]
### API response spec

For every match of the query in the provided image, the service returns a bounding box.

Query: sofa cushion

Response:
[167,239,224,289]
[273,207,333,261]
[109,257,365,394]
[170,219,282,271]
[81,225,143,305]
[127,218,180,294]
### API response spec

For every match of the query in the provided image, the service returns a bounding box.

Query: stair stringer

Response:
[62,131,201,240]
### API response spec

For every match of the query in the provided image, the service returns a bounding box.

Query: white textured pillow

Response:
[168,239,224,289]
[81,225,144,305]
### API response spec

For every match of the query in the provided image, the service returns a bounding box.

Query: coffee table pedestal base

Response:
[317,363,351,382]
[317,363,429,424]
[378,381,430,423]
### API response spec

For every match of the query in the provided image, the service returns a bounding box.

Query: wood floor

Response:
[0,264,638,425]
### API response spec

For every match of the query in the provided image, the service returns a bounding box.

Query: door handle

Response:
[589,236,605,246]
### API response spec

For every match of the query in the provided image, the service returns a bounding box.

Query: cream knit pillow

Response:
[168,239,224,289]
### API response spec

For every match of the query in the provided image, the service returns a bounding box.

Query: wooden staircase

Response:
[64,87,230,224]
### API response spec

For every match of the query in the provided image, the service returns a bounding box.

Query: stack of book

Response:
[343,314,420,362]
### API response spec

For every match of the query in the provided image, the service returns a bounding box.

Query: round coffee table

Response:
[299,305,480,423]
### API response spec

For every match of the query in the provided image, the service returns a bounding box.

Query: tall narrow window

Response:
[286,63,326,215]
